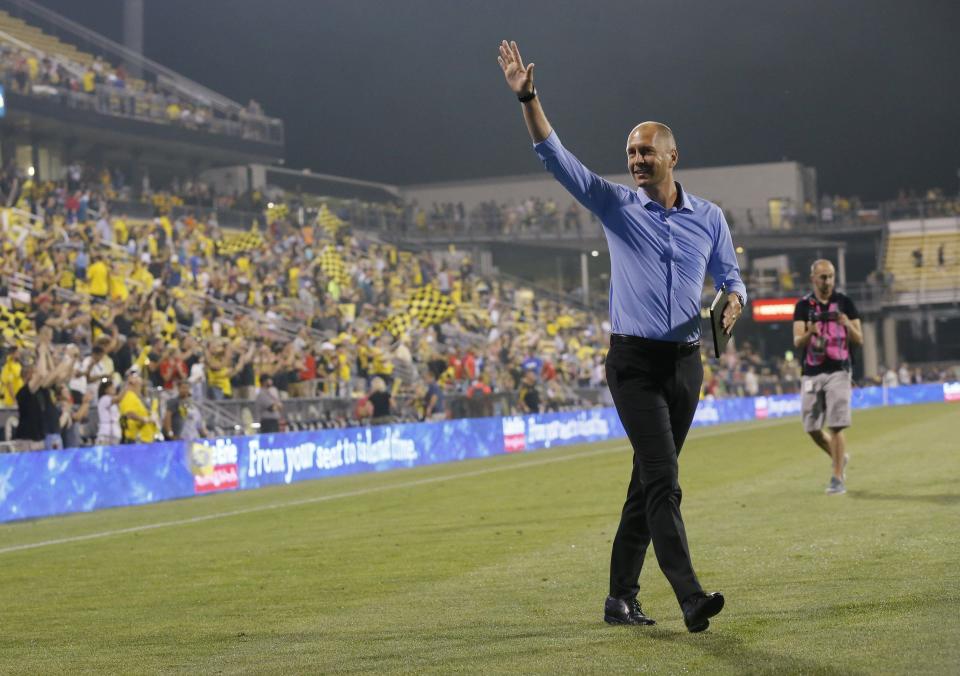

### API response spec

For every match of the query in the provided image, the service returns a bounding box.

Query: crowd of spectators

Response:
[0,158,264,228]
[0,161,620,451]
[331,190,960,245]
[0,39,277,142]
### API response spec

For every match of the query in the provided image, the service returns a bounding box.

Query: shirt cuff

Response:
[727,284,748,307]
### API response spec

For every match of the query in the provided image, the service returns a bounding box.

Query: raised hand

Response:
[498,40,534,96]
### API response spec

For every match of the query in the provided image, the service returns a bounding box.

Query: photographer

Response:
[793,259,863,495]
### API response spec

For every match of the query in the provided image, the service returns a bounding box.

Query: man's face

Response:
[626,126,677,190]
[811,263,836,297]
[178,381,190,398]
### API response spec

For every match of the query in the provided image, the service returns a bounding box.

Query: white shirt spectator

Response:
[897,364,911,385]
[882,368,899,388]
[95,217,112,243]
[73,354,115,396]
[97,394,121,442]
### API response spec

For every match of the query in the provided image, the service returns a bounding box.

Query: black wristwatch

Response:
[517,88,537,103]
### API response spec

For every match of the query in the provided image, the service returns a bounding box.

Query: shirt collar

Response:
[637,181,694,213]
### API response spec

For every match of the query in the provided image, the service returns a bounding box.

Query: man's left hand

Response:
[722,295,743,335]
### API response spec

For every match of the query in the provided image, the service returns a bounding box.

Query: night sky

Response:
[32,0,960,200]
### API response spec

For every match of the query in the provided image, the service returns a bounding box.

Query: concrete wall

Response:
[399,161,812,228]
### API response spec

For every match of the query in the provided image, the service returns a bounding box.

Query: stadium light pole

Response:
[580,252,589,305]
[837,245,847,289]
[122,0,144,78]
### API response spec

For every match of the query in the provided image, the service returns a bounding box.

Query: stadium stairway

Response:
[883,229,960,292]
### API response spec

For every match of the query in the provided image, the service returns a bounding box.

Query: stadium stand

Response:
[0,6,280,143]
[883,222,960,293]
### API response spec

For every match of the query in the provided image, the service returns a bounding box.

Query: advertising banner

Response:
[0,382,956,523]
[0,440,193,522]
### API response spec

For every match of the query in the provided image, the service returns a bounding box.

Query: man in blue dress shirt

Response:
[498,40,748,632]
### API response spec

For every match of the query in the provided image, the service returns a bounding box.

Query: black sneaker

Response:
[681,592,725,632]
[604,596,656,626]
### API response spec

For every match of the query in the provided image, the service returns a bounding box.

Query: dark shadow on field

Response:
[644,627,863,675]
[848,490,960,506]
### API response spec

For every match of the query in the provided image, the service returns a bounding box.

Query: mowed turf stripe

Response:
[0,417,796,555]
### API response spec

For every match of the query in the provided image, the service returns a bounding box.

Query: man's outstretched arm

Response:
[498,40,552,143]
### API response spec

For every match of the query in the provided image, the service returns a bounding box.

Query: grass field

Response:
[1,402,958,674]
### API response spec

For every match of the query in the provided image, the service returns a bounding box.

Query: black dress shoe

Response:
[682,592,725,633]
[604,596,656,625]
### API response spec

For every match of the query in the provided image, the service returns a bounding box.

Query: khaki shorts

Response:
[801,371,852,432]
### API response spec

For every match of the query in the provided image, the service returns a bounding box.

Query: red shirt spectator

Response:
[299,353,317,382]
[159,354,188,390]
[462,351,477,380]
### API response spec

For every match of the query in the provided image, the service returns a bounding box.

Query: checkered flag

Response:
[408,285,457,326]
[319,246,350,286]
[216,229,264,255]
[1,306,35,346]
[317,204,345,237]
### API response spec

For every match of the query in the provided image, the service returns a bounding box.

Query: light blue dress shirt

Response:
[535,131,747,343]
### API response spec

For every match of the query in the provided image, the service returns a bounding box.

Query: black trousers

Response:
[605,335,704,604]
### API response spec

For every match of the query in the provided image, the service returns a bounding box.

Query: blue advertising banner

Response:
[501,408,624,453]
[232,417,504,491]
[0,440,193,522]
[1,382,956,523]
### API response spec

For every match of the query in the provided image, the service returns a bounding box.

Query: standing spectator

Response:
[1,346,23,407]
[254,375,282,433]
[367,376,392,422]
[158,346,188,391]
[744,366,760,397]
[881,366,899,388]
[87,254,110,299]
[146,337,166,389]
[897,362,911,386]
[421,369,445,421]
[96,378,123,445]
[162,379,207,440]
[517,369,541,414]
[119,372,157,443]
[74,342,114,399]
[59,385,94,449]
[15,340,76,449]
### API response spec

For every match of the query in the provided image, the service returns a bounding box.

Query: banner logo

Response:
[502,416,526,452]
[944,382,960,402]
[189,439,239,493]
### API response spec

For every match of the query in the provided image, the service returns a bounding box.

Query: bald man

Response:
[499,41,747,632]
[793,260,862,495]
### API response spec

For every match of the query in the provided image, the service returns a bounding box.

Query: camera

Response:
[811,310,838,323]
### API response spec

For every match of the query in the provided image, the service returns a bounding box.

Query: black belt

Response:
[610,334,701,355]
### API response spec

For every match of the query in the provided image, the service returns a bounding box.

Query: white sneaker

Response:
[826,477,846,495]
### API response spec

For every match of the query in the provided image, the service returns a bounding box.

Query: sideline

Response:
[0,417,795,555]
